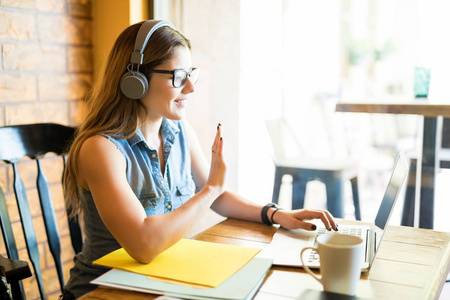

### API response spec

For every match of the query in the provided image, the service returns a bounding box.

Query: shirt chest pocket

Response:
[138,194,160,216]
[173,180,195,209]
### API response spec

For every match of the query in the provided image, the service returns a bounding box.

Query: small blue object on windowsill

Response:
[414,67,431,99]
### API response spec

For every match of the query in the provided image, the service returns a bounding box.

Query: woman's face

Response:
[142,46,195,122]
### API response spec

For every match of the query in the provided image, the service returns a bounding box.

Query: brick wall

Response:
[0,0,92,299]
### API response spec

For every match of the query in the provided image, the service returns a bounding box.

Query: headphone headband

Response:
[130,20,176,65]
[120,20,176,99]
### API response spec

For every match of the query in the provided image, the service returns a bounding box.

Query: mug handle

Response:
[300,247,322,284]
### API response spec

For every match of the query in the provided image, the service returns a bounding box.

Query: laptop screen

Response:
[374,151,409,250]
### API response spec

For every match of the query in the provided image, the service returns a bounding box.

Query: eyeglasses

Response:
[150,68,200,88]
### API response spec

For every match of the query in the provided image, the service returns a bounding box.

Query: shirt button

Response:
[166,204,172,210]
[164,147,169,152]
[170,135,174,140]
[152,153,156,158]
[160,180,164,185]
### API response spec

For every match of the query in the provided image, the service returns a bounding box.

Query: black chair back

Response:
[440,118,450,168]
[0,123,82,300]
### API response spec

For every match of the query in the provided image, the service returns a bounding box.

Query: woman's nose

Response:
[182,76,196,94]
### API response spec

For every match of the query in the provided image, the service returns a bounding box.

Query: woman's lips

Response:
[174,99,187,108]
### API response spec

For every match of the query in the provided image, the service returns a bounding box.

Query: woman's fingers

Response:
[212,123,221,156]
[207,123,227,194]
[296,221,318,231]
[312,210,337,231]
[217,123,223,157]
[279,209,337,231]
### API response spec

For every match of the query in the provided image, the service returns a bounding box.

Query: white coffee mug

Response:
[300,234,364,295]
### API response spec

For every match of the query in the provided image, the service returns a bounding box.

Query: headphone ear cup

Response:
[120,71,149,99]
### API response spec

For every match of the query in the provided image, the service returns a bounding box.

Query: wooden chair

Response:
[265,118,361,219]
[0,123,83,299]
[0,254,31,300]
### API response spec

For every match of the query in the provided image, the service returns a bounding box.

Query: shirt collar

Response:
[128,118,180,148]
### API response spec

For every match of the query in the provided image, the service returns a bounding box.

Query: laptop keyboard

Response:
[307,226,363,263]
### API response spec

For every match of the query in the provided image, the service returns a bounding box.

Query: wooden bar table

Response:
[79,218,450,300]
[336,102,450,229]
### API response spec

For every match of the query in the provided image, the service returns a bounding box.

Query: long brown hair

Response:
[64,21,191,217]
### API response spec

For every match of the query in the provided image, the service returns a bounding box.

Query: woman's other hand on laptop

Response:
[273,209,338,231]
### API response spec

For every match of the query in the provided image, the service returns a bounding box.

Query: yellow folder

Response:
[93,238,261,288]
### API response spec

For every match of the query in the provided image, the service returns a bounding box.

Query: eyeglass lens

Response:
[173,68,199,88]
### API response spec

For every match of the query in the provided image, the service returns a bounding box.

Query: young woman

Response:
[62,20,337,299]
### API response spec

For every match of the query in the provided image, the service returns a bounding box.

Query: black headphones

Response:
[120,20,175,99]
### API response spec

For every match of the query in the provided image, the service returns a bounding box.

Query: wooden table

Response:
[336,102,450,229]
[80,218,450,300]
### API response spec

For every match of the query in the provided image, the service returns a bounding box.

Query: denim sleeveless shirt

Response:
[64,119,196,298]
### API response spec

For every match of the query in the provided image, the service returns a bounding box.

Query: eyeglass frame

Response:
[150,67,199,88]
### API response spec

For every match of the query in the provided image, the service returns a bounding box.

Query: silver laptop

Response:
[258,151,409,272]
